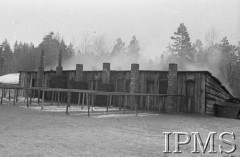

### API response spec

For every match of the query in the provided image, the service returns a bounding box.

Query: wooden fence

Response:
[0,84,182,117]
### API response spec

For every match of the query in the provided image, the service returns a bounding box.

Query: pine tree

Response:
[127,35,140,62]
[219,36,234,54]
[169,23,193,61]
[1,39,13,73]
[111,38,125,56]
[128,35,140,54]
[38,32,70,67]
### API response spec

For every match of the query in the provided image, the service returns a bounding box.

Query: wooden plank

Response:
[51,91,54,106]
[206,103,215,109]
[206,83,227,96]
[77,92,81,106]
[119,95,121,110]
[57,91,60,106]
[106,95,109,112]
[158,96,161,114]
[206,87,226,98]
[37,89,40,105]
[41,91,45,110]
[66,91,71,115]
[206,81,227,93]
[146,95,150,111]
[81,93,85,110]
[200,74,206,114]
[206,95,218,101]
[13,88,16,106]
[206,75,230,98]
[206,92,226,101]
[124,95,127,114]
[206,99,218,105]
[91,93,94,111]
[1,87,4,105]
[87,93,89,117]
[206,110,215,115]
[194,73,199,113]
[16,89,19,103]
[135,96,138,116]
[26,89,29,108]
[8,89,11,102]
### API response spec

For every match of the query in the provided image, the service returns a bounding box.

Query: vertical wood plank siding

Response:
[19,70,231,114]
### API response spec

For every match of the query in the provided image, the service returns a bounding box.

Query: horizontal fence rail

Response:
[0,84,183,117]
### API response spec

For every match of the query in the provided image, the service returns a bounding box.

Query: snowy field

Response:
[1,100,240,156]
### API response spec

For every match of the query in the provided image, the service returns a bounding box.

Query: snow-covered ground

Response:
[0,73,19,84]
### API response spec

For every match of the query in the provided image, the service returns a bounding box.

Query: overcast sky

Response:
[0,0,239,59]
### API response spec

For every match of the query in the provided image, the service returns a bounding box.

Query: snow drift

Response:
[0,73,19,84]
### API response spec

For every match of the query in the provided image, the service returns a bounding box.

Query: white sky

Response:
[0,0,239,59]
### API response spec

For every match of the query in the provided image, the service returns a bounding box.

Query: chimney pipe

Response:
[130,63,139,108]
[58,49,62,66]
[38,49,45,87]
[75,64,83,81]
[102,63,110,84]
[40,49,44,67]
[166,63,178,113]
[56,49,63,75]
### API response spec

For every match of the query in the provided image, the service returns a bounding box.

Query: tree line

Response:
[167,23,240,97]
[0,24,240,97]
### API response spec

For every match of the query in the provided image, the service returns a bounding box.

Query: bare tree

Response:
[205,28,218,47]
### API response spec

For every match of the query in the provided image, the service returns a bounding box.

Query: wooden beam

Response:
[77,92,81,106]
[66,91,71,115]
[81,93,85,110]
[87,93,89,117]
[1,87,4,105]
[57,91,60,106]
[106,95,109,113]
[37,89,40,105]
[41,91,45,110]
[13,88,16,106]
[26,89,29,108]
[8,89,11,102]
[124,95,127,114]
[135,96,138,116]
[51,91,54,106]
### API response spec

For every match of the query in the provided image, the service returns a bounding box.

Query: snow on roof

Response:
[0,73,19,84]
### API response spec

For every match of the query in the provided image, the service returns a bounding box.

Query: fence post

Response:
[41,91,45,110]
[82,93,85,110]
[87,93,89,117]
[16,88,18,102]
[8,89,11,102]
[135,95,138,116]
[124,95,127,114]
[159,96,161,114]
[77,92,81,106]
[66,91,71,115]
[57,91,60,106]
[51,91,54,106]
[147,95,150,112]
[26,89,29,108]
[106,95,109,113]
[119,95,121,111]
[13,88,16,106]
[37,89,40,105]
[1,87,4,105]
[30,89,32,105]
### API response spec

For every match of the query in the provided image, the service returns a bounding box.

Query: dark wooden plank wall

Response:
[205,74,231,115]
[19,70,231,114]
[176,72,206,114]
